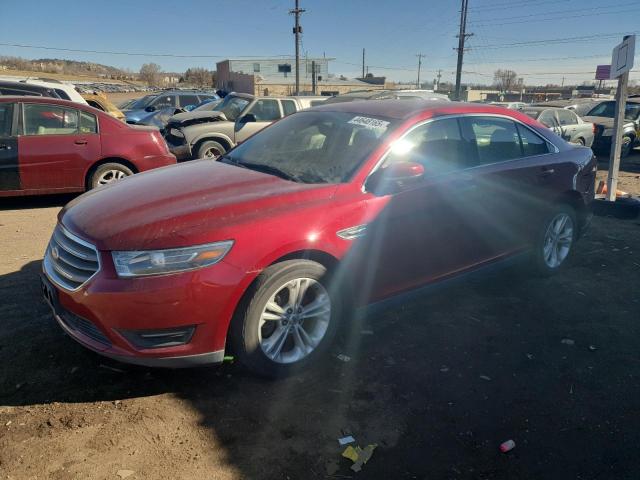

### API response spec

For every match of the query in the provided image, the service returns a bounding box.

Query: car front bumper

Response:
[41,253,249,368]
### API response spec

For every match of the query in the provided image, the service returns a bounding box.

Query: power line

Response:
[468,0,571,10]
[472,31,640,49]
[470,2,638,23]
[471,7,640,27]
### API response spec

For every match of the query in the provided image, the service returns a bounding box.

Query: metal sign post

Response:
[606,35,635,202]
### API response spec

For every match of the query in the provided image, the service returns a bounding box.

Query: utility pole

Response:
[289,0,305,95]
[454,0,472,100]
[416,53,425,89]
[435,69,442,91]
[362,48,365,78]
[311,61,317,94]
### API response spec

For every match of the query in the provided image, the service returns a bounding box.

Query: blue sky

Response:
[0,0,638,86]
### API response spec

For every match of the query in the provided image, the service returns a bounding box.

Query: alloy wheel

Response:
[542,212,574,268]
[258,277,331,364]
[203,147,221,159]
[97,169,127,185]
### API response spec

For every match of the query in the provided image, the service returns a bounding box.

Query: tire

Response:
[196,140,226,159]
[90,162,133,190]
[531,204,577,276]
[575,137,585,146]
[229,260,341,377]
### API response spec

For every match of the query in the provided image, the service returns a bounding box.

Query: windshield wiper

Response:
[218,154,247,169]
[240,162,297,182]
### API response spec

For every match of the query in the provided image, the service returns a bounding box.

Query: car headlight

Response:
[112,241,233,277]
[169,128,184,137]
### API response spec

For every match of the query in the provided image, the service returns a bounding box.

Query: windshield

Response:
[214,95,251,121]
[127,94,158,110]
[222,110,395,183]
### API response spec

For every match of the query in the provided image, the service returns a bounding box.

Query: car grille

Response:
[44,225,100,291]
[59,309,111,346]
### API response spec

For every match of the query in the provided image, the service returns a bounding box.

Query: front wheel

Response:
[229,260,341,377]
[196,140,226,159]
[532,204,577,276]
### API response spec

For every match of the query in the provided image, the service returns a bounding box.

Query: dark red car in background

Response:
[41,100,596,377]
[0,97,176,197]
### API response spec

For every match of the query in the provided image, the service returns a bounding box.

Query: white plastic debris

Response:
[336,354,351,362]
[338,435,355,446]
[561,338,575,346]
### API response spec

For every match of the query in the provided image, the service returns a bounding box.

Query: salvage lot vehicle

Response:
[22,78,88,105]
[40,100,596,376]
[0,96,176,197]
[123,91,217,124]
[581,100,640,158]
[522,106,595,146]
[165,93,325,160]
[0,79,61,98]
[80,91,126,121]
[325,89,450,104]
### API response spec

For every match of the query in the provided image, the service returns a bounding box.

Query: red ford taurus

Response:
[41,100,596,376]
[0,96,175,196]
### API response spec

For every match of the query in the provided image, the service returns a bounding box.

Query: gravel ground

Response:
[1,152,640,479]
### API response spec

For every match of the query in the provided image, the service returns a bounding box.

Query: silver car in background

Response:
[522,106,595,147]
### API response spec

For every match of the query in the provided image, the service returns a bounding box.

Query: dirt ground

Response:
[1,153,640,480]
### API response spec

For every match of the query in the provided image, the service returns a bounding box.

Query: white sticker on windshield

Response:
[348,116,389,131]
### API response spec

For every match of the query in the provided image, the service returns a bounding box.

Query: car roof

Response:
[0,95,96,109]
[310,98,526,120]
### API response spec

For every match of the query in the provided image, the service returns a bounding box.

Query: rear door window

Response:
[587,102,615,117]
[281,100,297,116]
[516,124,550,157]
[0,103,14,137]
[23,104,79,135]
[79,111,98,134]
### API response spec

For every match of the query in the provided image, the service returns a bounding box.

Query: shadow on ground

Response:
[1,218,640,478]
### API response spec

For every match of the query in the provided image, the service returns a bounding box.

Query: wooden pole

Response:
[606,70,629,202]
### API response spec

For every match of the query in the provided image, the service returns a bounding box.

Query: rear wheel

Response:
[532,204,577,276]
[574,137,585,146]
[197,140,226,159]
[229,260,341,377]
[90,163,133,189]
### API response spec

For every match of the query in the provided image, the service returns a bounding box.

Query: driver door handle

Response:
[0,143,11,150]
[74,139,88,145]
[539,167,555,177]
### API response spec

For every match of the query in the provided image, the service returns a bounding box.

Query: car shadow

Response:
[0,193,78,211]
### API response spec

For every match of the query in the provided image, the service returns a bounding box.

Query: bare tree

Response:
[183,67,215,87]
[139,63,162,86]
[493,69,518,93]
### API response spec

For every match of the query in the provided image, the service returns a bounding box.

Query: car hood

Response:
[60,161,338,251]
[123,109,148,123]
[169,110,226,126]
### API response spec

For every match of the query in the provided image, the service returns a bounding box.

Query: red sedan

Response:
[41,100,596,376]
[0,96,175,196]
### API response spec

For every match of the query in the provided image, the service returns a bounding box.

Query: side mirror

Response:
[366,161,424,195]
[145,105,157,112]
[238,113,256,124]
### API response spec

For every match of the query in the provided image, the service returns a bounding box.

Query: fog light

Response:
[118,326,196,349]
